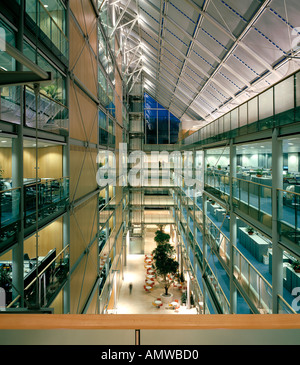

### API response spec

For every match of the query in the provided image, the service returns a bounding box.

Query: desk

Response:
[285,264,300,292]
[250,176,272,198]
[239,227,269,262]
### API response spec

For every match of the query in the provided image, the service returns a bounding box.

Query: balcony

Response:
[0,314,299,345]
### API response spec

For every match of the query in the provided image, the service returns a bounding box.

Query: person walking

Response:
[129,283,133,294]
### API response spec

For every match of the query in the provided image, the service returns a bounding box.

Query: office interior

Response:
[0,0,300,346]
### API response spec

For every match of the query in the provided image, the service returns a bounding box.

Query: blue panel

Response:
[144,93,181,144]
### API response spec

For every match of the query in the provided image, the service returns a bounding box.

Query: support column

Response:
[12,0,25,307]
[202,192,208,313]
[272,128,283,313]
[229,140,237,313]
[63,137,70,314]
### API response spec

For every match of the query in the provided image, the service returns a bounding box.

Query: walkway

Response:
[116,227,197,315]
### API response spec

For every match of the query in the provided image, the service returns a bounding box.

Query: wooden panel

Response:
[85,288,98,314]
[70,240,98,314]
[69,83,98,144]
[69,1,98,95]
[23,146,62,179]
[70,0,97,54]
[0,314,299,330]
[69,146,98,201]
[0,148,12,178]
[24,218,63,258]
[50,290,63,314]
[70,195,98,266]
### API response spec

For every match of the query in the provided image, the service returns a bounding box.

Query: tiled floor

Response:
[116,227,197,315]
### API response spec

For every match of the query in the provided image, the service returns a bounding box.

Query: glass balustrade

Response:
[232,177,272,229]
[277,188,300,246]
[206,217,230,266]
[24,177,69,230]
[24,245,69,309]
[0,86,21,124]
[25,87,69,134]
[277,294,297,314]
[0,187,21,247]
[25,0,68,60]
[204,262,230,314]
[204,168,230,203]
[233,245,272,313]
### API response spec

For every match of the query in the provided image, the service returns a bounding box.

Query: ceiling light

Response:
[1,140,7,143]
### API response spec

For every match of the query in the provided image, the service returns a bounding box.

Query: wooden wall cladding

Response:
[70,195,98,267]
[68,0,99,314]
[85,288,98,314]
[69,145,98,201]
[69,2,98,99]
[24,218,63,258]
[69,0,98,55]
[70,239,98,314]
[23,146,63,179]
[69,83,98,144]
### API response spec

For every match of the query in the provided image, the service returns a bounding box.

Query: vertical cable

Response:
[34,83,40,308]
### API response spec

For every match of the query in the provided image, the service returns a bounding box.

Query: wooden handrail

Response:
[0,314,299,330]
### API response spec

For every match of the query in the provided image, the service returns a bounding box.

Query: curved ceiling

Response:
[106,0,300,131]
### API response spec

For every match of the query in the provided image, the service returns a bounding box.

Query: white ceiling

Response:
[108,0,300,131]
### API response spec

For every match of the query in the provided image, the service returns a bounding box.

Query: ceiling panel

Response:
[115,0,300,125]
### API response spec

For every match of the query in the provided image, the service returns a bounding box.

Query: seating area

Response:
[116,228,197,315]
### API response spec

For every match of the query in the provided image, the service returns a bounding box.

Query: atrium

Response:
[0,0,300,346]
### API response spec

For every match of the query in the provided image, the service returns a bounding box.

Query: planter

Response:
[248,232,254,235]
[256,174,263,177]
[160,292,173,304]
[294,268,300,274]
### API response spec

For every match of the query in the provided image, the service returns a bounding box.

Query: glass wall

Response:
[0,20,20,125]
[183,71,300,147]
[0,219,69,309]
[144,93,180,144]
[23,139,69,232]
[25,0,68,60]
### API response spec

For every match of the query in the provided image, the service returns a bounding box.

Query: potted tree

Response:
[154,229,170,246]
[217,165,222,170]
[152,237,179,301]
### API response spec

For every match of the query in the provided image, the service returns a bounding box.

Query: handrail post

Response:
[135,329,140,345]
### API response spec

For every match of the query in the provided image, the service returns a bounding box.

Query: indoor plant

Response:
[256,168,263,177]
[292,260,300,273]
[152,231,179,297]
[247,226,254,235]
